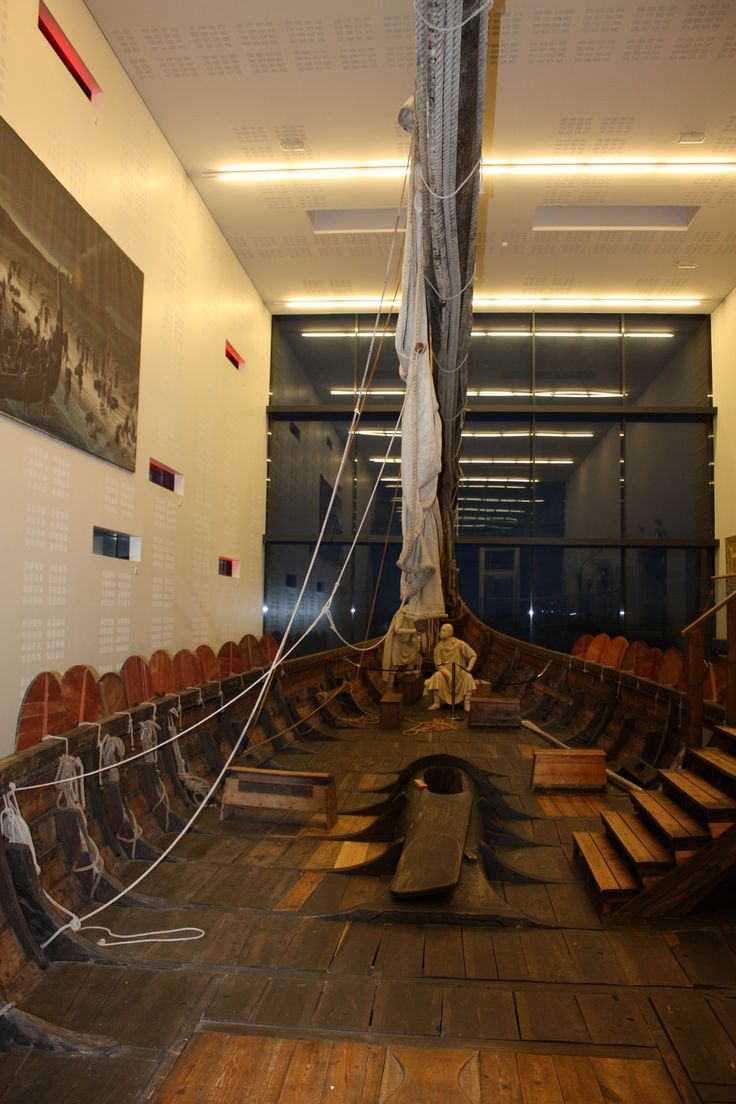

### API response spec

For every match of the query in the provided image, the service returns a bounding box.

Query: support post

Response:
[727,598,736,727]
[686,625,705,748]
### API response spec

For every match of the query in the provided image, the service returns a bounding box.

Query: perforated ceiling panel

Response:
[82,0,736,312]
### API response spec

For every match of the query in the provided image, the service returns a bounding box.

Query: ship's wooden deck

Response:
[3,706,736,1103]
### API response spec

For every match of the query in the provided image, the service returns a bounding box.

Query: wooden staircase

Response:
[573,723,736,917]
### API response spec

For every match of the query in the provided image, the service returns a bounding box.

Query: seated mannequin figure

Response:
[382,608,421,689]
[424,623,477,711]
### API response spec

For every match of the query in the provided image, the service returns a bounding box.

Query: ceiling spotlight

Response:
[677,132,705,144]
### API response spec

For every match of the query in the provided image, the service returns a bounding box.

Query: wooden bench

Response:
[531,747,607,791]
[221,766,338,828]
[380,692,404,729]
[468,695,521,727]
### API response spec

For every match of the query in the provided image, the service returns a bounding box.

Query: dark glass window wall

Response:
[265,314,715,655]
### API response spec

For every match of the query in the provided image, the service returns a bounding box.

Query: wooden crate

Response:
[396,671,424,705]
[221,766,337,828]
[468,695,521,728]
[531,748,607,791]
[380,692,404,729]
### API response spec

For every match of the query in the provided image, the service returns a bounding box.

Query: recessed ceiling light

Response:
[279,139,305,152]
[677,132,706,144]
[677,260,698,269]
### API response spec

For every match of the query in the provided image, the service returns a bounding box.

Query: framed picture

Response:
[0,118,143,471]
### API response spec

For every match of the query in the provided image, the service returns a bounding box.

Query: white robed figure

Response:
[424,623,477,711]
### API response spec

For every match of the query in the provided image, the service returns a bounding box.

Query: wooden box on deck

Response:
[468,695,521,728]
[531,748,607,791]
[396,672,424,705]
[380,692,404,729]
[221,766,338,828]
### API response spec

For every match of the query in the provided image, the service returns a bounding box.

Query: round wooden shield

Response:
[601,635,628,669]
[621,640,647,673]
[657,647,684,688]
[174,649,200,690]
[121,654,154,707]
[150,649,176,696]
[195,644,220,682]
[61,664,103,728]
[239,634,263,670]
[260,634,279,665]
[571,634,593,658]
[637,646,663,681]
[15,671,67,750]
[99,671,127,716]
[584,633,610,664]
[218,641,244,677]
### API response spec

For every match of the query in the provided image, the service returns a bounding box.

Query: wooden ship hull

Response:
[2,615,736,1101]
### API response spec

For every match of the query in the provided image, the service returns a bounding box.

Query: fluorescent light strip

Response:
[303,329,673,339]
[205,158,736,184]
[379,476,540,484]
[371,457,573,465]
[288,296,702,311]
[355,429,594,438]
[335,387,624,398]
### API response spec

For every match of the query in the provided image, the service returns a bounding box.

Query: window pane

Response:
[534,547,623,650]
[623,548,712,647]
[271,315,357,406]
[354,425,402,538]
[534,314,622,404]
[624,315,711,407]
[457,418,532,537]
[624,421,712,540]
[467,314,532,404]
[457,544,532,641]
[268,419,349,537]
[534,419,621,539]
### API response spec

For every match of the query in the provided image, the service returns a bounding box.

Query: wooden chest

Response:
[468,695,521,728]
[531,748,607,791]
[221,766,338,827]
[396,672,424,705]
[380,692,404,729]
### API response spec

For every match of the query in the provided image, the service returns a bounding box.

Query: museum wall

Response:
[712,281,736,610]
[0,0,271,754]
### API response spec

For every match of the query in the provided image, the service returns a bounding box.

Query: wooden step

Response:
[630,789,710,853]
[572,830,640,914]
[713,724,736,748]
[600,810,675,881]
[688,747,736,790]
[659,769,736,834]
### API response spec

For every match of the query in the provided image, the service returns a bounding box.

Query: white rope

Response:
[53,754,105,893]
[168,708,209,805]
[138,719,171,831]
[99,733,143,858]
[414,0,493,33]
[425,268,476,304]
[420,157,482,201]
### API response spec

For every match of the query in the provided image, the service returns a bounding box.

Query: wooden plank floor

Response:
[155,1032,685,1103]
[4,706,736,1102]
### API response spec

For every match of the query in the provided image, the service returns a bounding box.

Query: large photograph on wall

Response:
[0,117,143,471]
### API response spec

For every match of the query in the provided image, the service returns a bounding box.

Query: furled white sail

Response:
[394,163,446,622]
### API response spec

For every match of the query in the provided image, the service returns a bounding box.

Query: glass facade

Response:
[264,313,715,654]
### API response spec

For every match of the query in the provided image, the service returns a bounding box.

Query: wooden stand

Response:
[396,671,424,706]
[531,748,607,791]
[380,692,404,729]
[221,766,338,828]
[468,695,521,728]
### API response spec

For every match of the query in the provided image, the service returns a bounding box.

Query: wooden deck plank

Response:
[651,993,736,1087]
[371,980,443,1036]
[515,990,591,1044]
[441,986,519,1040]
[311,978,377,1032]
[423,925,466,978]
[590,1056,684,1104]
[516,1053,565,1104]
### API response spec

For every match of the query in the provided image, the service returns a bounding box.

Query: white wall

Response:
[0,0,271,754]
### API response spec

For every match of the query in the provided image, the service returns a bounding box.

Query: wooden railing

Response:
[682,586,736,746]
